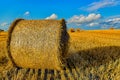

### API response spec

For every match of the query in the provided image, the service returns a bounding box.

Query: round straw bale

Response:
[69,28,75,33]
[7,19,69,70]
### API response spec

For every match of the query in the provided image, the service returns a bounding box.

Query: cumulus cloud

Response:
[24,11,30,16]
[84,0,120,11]
[68,13,101,25]
[100,17,120,28]
[45,13,58,20]
[68,13,120,29]
[106,18,120,23]
[0,22,8,27]
[89,22,99,27]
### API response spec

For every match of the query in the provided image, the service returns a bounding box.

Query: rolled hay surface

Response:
[7,19,69,70]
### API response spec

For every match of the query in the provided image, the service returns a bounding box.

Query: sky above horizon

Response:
[0,0,120,30]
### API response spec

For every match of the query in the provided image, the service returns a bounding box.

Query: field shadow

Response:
[1,46,120,80]
[66,46,120,68]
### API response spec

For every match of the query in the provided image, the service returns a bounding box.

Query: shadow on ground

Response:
[1,46,120,80]
[67,46,120,68]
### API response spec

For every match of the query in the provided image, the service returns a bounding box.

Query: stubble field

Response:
[0,29,120,80]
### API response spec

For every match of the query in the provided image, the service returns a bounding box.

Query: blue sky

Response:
[0,0,120,30]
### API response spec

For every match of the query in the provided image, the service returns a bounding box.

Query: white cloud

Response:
[89,22,99,27]
[85,0,120,11]
[45,13,58,20]
[24,11,30,16]
[68,13,101,25]
[68,14,120,29]
[99,17,120,29]
[102,17,120,25]
[0,22,8,27]
[106,18,120,23]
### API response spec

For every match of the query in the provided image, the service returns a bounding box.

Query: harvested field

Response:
[0,30,120,80]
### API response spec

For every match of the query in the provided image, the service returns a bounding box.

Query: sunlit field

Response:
[0,29,120,80]
[68,29,120,53]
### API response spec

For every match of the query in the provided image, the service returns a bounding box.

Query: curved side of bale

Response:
[59,19,70,57]
[7,19,69,70]
[56,19,70,67]
[6,19,24,67]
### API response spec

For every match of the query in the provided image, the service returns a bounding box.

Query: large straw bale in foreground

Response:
[7,19,69,70]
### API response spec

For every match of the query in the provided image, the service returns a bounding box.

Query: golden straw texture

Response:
[7,19,69,70]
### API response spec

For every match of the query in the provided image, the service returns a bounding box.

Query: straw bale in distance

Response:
[7,19,69,70]
[69,28,75,32]
[76,28,81,32]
